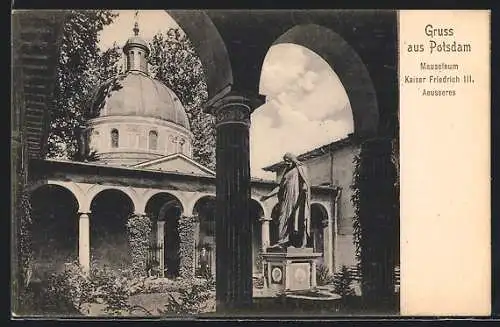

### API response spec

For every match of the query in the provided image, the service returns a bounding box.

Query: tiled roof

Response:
[262,135,356,172]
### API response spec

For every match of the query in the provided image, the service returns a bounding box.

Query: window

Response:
[179,138,185,153]
[111,129,119,148]
[149,130,158,150]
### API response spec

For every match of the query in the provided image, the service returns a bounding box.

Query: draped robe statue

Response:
[261,153,311,248]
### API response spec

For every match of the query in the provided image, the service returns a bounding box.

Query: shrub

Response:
[128,276,210,296]
[90,265,131,315]
[253,275,265,289]
[159,277,215,315]
[28,261,93,315]
[316,264,335,286]
[332,266,355,298]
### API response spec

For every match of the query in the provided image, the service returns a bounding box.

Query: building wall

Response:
[316,144,360,270]
[88,116,193,166]
[29,159,337,279]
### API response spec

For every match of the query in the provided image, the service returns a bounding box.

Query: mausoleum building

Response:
[27,24,356,286]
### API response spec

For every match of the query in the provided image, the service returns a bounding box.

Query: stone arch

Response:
[263,24,379,138]
[140,189,187,216]
[251,197,268,219]
[144,192,184,278]
[30,184,80,278]
[30,181,86,212]
[86,185,139,214]
[193,195,216,275]
[249,199,265,273]
[188,193,215,216]
[89,188,135,270]
[144,192,185,219]
[310,202,329,263]
[311,202,329,224]
[165,10,233,100]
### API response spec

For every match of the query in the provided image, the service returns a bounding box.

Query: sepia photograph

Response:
[11,9,400,317]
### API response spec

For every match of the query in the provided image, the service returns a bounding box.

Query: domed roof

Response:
[87,71,190,130]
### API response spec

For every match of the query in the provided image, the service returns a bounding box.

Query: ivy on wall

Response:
[15,167,34,313]
[126,214,152,277]
[178,216,198,279]
[350,137,398,302]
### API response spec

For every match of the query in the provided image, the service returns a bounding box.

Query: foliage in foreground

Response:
[332,266,355,298]
[22,260,216,316]
[316,264,355,298]
[159,276,216,315]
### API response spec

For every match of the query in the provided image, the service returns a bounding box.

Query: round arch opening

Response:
[30,184,79,279]
[90,189,135,271]
[145,192,184,278]
[193,195,216,277]
[310,203,329,265]
[250,199,265,274]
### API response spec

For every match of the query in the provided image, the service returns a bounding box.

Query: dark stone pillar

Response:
[356,137,398,306]
[208,92,264,312]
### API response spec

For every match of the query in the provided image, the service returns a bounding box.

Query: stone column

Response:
[157,221,165,277]
[208,92,264,311]
[311,259,317,288]
[259,217,272,251]
[322,218,334,273]
[78,212,91,273]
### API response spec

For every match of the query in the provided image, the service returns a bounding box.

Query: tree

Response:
[148,28,215,170]
[47,10,121,160]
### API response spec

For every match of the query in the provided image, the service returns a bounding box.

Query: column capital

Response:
[259,217,273,223]
[78,212,91,216]
[207,91,265,128]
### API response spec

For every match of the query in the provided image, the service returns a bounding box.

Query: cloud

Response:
[251,44,354,179]
[259,44,310,96]
[250,109,353,179]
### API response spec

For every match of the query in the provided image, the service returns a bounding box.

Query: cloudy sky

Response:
[98,10,354,180]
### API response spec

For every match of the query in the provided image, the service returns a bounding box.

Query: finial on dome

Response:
[133,11,139,36]
[133,22,139,36]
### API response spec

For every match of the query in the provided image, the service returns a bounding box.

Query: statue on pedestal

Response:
[261,152,311,249]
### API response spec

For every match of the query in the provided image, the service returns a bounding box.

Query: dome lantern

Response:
[123,20,149,73]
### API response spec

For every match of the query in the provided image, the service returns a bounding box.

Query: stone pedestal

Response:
[262,247,322,294]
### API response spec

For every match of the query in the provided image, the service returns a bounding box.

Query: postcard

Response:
[10,9,491,318]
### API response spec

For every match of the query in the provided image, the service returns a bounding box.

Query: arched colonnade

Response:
[28,180,332,278]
